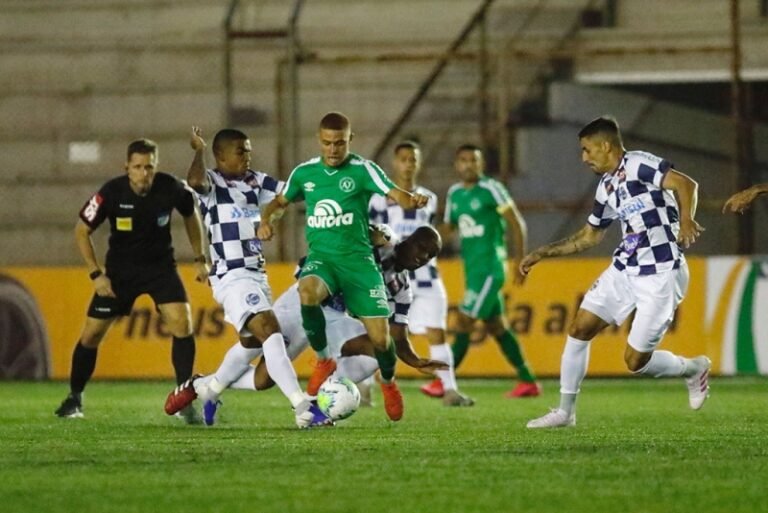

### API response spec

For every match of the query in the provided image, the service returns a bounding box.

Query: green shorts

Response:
[300,251,390,318]
[460,272,505,320]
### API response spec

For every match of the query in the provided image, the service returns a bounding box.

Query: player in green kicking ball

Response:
[259,112,428,421]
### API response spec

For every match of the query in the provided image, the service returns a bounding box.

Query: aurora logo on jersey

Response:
[458,214,484,238]
[307,199,354,228]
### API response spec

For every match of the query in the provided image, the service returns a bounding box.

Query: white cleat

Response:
[526,408,576,429]
[685,356,711,410]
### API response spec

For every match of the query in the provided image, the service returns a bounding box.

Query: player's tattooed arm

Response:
[187,126,211,194]
[519,224,606,275]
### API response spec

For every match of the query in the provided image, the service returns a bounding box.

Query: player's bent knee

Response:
[246,310,281,343]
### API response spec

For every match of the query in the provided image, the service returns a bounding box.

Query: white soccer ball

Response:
[317,376,361,421]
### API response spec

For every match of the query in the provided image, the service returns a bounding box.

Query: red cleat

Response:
[164,374,201,415]
[380,380,404,421]
[419,378,444,398]
[505,381,542,398]
[306,358,337,396]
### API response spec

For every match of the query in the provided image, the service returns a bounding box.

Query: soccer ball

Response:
[317,376,361,421]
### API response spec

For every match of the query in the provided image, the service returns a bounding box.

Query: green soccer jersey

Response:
[444,175,513,277]
[283,152,395,256]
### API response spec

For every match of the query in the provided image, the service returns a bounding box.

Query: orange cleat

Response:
[306,358,337,396]
[419,378,444,398]
[380,380,404,421]
[505,381,542,398]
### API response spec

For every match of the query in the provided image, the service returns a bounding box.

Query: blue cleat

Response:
[202,399,221,426]
[296,402,334,429]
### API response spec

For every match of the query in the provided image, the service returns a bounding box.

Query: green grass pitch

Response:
[1,378,766,513]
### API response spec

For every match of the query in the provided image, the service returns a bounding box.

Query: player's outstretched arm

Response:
[519,224,606,276]
[257,195,289,241]
[390,324,449,374]
[723,183,768,214]
[387,187,429,210]
[662,169,705,248]
[187,126,210,194]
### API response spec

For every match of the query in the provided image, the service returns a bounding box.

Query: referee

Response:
[55,139,209,423]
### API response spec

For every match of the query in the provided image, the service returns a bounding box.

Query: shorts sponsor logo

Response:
[307,199,354,228]
[458,214,484,238]
[95,307,112,313]
[369,288,386,299]
[116,217,133,231]
[245,293,261,306]
[339,177,356,193]
[157,212,170,227]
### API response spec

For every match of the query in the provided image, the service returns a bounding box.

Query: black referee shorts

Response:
[87,264,188,319]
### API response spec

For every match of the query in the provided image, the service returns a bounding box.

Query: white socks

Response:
[228,366,257,391]
[261,333,306,409]
[430,344,457,391]
[559,336,591,415]
[335,355,379,383]
[635,350,686,378]
[197,342,262,400]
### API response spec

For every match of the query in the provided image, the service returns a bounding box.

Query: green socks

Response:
[301,304,329,358]
[498,330,535,382]
[451,332,471,369]
[374,339,397,382]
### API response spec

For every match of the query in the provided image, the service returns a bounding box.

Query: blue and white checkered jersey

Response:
[587,151,683,276]
[195,169,283,284]
[369,186,442,293]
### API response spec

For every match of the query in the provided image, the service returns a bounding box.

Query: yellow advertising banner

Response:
[1,257,709,380]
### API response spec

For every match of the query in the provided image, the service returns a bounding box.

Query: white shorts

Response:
[272,283,368,361]
[581,262,689,352]
[407,282,448,334]
[211,268,274,336]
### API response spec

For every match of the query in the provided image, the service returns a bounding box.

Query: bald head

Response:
[395,225,442,271]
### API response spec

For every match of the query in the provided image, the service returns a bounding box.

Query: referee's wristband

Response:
[89,269,103,280]
[193,255,206,264]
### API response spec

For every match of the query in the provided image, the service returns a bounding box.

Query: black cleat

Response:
[55,393,83,418]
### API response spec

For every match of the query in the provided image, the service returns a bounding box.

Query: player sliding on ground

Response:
[164,225,448,422]
[521,116,711,429]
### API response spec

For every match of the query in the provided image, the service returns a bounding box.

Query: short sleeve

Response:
[362,160,395,195]
[282,167,304,202]
[257,173,284,205]
[443,189,457,225]
[79,183,111,229]
[586,182,615,228]
[173,178,196,217]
